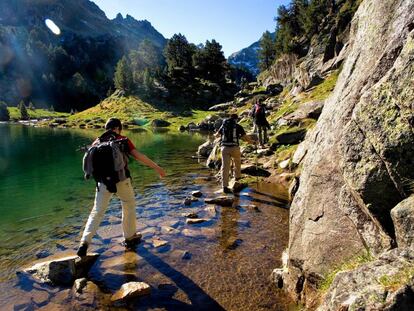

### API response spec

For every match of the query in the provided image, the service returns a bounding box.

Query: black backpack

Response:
[83,132,128,193]
[221,118,238,146]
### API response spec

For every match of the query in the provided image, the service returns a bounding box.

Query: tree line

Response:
[113,34,243,108]
[258,0,361,72]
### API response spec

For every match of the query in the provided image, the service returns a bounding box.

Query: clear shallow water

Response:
[0,124,293,310]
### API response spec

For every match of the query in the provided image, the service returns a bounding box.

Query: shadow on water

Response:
[133,246,225,311]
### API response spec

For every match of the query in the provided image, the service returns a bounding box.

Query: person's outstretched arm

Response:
[130,149,166,178]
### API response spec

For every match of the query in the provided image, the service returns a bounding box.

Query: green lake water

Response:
[0,123,292,310]
[0,124,206,276]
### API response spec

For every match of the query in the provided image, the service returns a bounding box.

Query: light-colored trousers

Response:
[80,178,137,244]
[221,146,241,188]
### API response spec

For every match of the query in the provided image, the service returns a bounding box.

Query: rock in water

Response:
[197,141,214,157]
[191,190,203,198]
[229,180,247,193]
[151,119,171,127]
[205,196,234,207]
[111,282,151,302]
[152,239,168,248]
[18,254,99,286]
[186,218,207,224]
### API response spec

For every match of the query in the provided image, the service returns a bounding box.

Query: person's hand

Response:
[156,166,166,178]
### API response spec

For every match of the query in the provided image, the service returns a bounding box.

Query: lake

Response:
[0,123,292,310]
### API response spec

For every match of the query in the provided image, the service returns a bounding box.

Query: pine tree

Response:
[259,31,276,71]
[28,102,35,110]
[19,101,29,120]
[0,101,10,121]
[114,56,134,93]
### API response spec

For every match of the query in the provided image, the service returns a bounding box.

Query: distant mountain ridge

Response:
[0,0,165,47]
[0,0,166,110]
[228,32,274,76]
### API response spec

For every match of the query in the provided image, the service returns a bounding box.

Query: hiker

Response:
[77,118,165,256]
[215,114,256,194]
[251,98,270,146]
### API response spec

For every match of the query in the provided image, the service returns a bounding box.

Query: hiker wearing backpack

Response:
[77,118,165,256]
[215,114,255,194]
[251,98,270,147]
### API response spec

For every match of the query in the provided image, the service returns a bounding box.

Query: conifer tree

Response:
[114,56,134,93]
[19,101,29,120]
[259,31,276,71]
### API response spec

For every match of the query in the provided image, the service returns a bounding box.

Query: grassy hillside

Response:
[62,95,215,130]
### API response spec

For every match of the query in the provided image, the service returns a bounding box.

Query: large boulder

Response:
[18,254,99,286]
[283,100,325,121]
[275,129,307,145]
[391,196,414,249]
[283,0,414,307]
[197,141,214,157]
[318,248,414,311]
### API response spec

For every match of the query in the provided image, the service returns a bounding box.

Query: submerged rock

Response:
[205,196,234,207]
[19,254,99,286]
[111,282,151,302]
[186,218,208,224]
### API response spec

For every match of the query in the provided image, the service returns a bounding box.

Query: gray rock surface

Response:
[19,254,99,286]
[283,100,324,121]
[205,196,234,207]
[111,282,151,302]
[284,0,414,307]
[197,141,214,157]
[318,248,414,311]
[391,196,414,249]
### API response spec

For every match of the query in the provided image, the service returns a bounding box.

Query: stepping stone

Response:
[191,190,203,198]
[111,282,151,302]
[186,218,208,224]
[205,197,234,207]
[152,239,168,248]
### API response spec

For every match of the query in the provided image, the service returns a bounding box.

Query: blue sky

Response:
[92,0,290,57]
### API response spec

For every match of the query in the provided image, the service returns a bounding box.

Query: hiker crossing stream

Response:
[0,124,292,310]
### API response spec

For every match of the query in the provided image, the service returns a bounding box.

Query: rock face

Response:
[284,0,414,307]
[391,196,414,249]
[19,254,99,286]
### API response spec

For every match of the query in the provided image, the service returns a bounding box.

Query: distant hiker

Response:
[77,118,166,256]
[215,114,256,194]
[251,98,270,146]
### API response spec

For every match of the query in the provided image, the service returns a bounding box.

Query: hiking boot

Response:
[223,187,232,194]
[77,242,88,257]
[124,233,142,249]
